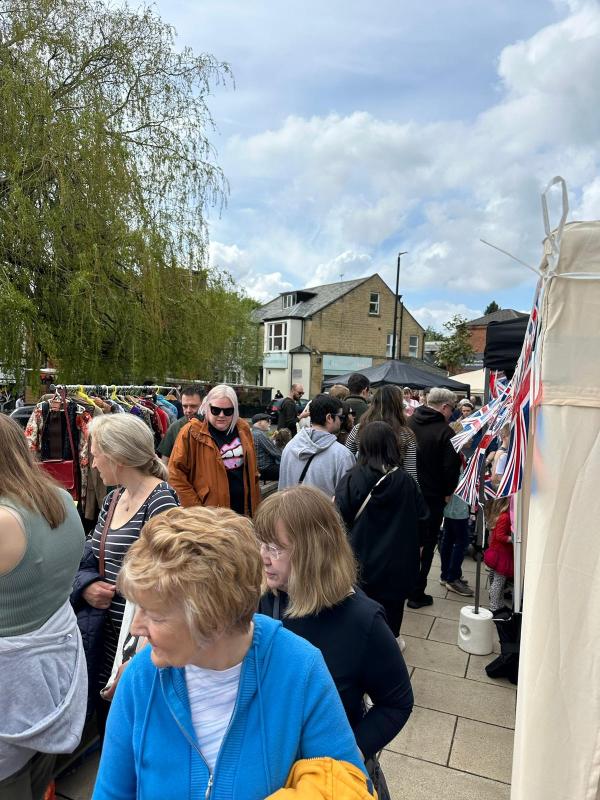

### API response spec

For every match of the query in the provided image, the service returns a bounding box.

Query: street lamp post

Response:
[391,251,407,360]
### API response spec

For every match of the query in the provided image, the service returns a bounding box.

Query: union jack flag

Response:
[496,280,542,497]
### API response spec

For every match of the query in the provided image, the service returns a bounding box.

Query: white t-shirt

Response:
[184,662,242,771]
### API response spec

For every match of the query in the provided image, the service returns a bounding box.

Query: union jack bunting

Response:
[450,381,511,454]
[496,280,542,497]
[489,371,508,399]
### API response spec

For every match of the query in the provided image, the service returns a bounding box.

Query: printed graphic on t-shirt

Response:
[219,437,244,469]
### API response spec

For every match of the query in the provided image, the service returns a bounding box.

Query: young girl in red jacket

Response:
[484,498,514,613]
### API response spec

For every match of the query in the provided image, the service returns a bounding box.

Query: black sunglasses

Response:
[209,405,234,417]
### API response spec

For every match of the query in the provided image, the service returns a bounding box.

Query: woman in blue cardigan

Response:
[92,505,370,800]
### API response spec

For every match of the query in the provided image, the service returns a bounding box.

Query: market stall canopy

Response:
[450,369,485,396]
[484,317,528,375]
[322,360,470,392]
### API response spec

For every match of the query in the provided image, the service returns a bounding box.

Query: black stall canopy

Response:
[484,317,528,377]
[322,360,471,393]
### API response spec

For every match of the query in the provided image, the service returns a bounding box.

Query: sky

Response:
[154,0,600,330]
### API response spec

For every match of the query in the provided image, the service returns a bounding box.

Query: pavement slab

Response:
[401,611,434,639]
[402,636,469,678]
[466,653,517,691]
[386,706,456,766]
[449,718,514,784]
[428,616,459,645]
[406,597,465,621]
[411,668,516,729]
[380,750,511,800]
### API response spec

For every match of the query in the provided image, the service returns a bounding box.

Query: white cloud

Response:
[411,302,483,332]
[209,241,293,302]
[213,0,600,311]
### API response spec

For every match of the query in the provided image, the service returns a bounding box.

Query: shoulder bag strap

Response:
[99,489,122,578]
[354,467,399,522]
[298,454,316,484]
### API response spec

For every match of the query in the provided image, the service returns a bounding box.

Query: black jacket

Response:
[277,397,298,435]
[71,540,106,716]
[407,405,461,499]
[335,464,428,603]
[258,587,413,758]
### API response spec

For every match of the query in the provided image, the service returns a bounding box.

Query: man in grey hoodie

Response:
[278,394,355,496]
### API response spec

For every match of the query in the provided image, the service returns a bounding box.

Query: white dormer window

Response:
[282,293,296,309]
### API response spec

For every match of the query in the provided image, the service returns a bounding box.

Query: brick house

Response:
[466,309,528,367]
[253,274,425,397]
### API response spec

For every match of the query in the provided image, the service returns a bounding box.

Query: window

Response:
[282,293,296,309]
[266,322,288,352]
[369,292,380,315]
[409,335,419,358]
[386,333,398,358]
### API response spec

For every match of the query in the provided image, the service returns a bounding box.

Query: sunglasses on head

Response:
[209,405,234,417]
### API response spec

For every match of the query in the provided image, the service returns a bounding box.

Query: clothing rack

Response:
[57,385,178,397]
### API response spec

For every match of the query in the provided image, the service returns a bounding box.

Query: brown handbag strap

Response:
[99,489,122,578]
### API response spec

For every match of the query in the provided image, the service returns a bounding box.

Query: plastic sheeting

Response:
[511,221,600,800]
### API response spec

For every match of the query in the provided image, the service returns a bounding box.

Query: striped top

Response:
[344,423,419,484]
[91,481,179,680]
[185,661,242,771]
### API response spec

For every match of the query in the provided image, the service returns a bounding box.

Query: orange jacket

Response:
[266,758,376,799]
[168,417,261,516]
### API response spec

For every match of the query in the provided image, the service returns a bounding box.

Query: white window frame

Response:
[409,334,419,358]
[386,333,398,358]
[266,321,288,352]
[282,293,296,309]
[369,292,380,315]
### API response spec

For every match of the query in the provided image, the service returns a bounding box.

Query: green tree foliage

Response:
[0,0,258,383]
[483,301,500,315]
[424,325,446,341]
[435,315,474,373]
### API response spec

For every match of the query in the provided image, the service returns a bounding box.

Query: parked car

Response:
[9,405,35,429]
[267,397,309,425]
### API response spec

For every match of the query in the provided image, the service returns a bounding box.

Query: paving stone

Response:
[386,706,456,765]
[380,750,511,800]
[428,616,460,645]
[449,718,514,784]
[466,653,517,691]
[401,610,434,639]
[406,596,464,621]
[402,635,468,678]
[411,668,516,728]
[426,577,448,599]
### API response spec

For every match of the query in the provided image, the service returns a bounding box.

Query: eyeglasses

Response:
[209,405,234,417]
[259,542,286,560]
[333,412,346,420]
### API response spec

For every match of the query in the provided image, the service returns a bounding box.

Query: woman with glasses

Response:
[93,506,372,800]
[256,485,413,790]
[169,384,261,515]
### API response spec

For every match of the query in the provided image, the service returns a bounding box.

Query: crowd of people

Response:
[0,375,513,800]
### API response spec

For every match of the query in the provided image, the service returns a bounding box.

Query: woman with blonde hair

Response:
[169,383,261,515]
[256,486,413,769]
[92,506,371,800]
[0,414,86,798]
[71,414,179,728]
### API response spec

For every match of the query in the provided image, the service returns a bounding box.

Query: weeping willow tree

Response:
[0,0,260,383]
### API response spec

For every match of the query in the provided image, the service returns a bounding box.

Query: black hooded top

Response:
[407,405,461,499]
[335,464,428,603]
